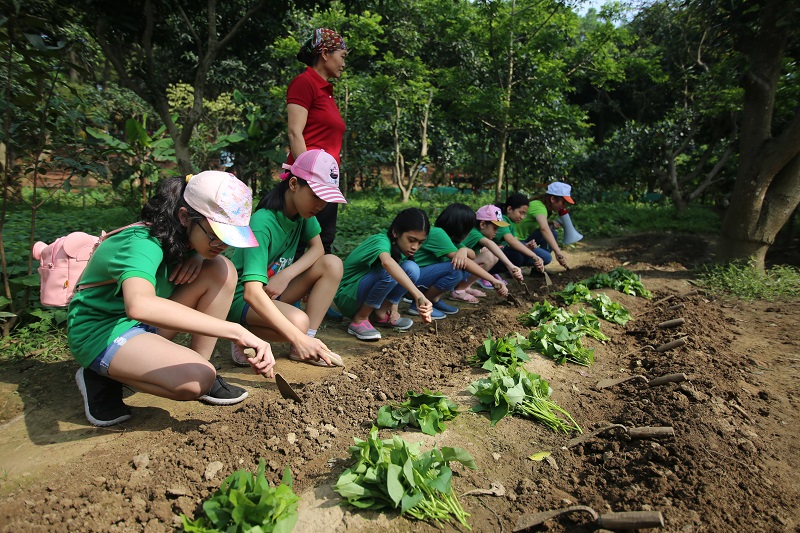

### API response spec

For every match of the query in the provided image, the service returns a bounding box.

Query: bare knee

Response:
[204,255,238,291]
[174,363,216,400]
[319,254,343,280]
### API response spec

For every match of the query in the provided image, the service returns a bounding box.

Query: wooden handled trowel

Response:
[243,348,302,403]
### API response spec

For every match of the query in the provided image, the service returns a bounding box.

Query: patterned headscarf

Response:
[297,28,347,66]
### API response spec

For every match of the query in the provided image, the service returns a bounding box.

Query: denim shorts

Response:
[89,323,158,377]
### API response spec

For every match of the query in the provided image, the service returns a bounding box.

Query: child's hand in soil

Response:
[293,336,336,366]
[494,282,509,297]
[509,266,524,281]
[416,296,434,323]
[237,334,275,378]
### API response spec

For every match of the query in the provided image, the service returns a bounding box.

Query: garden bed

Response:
[0,233,798,532]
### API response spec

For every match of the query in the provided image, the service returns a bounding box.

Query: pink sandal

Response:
[449,290,479,303]
[464,287,487,298]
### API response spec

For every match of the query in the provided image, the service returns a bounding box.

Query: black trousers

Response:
[294,202,339,259]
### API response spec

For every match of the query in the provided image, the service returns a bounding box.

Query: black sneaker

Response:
[75,367,132,427]
[199,375,249,405]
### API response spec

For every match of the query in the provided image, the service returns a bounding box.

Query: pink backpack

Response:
[32,223,148,307]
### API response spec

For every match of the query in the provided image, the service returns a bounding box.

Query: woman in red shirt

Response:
[287,28,348,254]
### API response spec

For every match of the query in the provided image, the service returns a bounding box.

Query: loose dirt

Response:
[1,233,798,532]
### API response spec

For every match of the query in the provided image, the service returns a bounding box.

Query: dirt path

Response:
[1,233,798,532]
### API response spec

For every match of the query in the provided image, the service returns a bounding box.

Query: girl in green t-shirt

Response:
[450,204,524,302]
[334,208,434,341]
[228,149,346,367]
[411,203,508,317]
[67,172,274,427]
[489,193,545,279]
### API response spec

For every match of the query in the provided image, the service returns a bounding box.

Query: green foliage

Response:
[376,390,460,436]
[467,331,531,371]
[589,293,631,325]
[582,267,652,298]
[527,323,595,366]
[334,427,476,529]
[569,203,721,238]
[553,282,593,305]
[181,460,299,533]
[697,261,800,301]
[468,364,581,433]
[519,301,608,342]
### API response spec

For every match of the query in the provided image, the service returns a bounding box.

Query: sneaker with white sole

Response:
[348,320,382,341]
[75,367,132,427]
[372,313,414,330]
[401,297,413,304]
[199,375,249,405]
[231,341,251,366]
[407,304,446,320]
[433,300,459,315]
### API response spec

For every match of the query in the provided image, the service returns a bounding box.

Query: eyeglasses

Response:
[194,220,224,248]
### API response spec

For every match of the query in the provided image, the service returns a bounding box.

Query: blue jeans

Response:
[357,260,420,310]
[89,323,158,377]
[416,261,462,292]
[526,229,555,265]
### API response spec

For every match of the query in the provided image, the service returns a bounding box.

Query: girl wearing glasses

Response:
[67,172,273,427]
[227,149,346,367]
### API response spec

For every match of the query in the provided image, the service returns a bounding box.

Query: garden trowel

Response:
[514,505,664,531]
[243,348,302,402]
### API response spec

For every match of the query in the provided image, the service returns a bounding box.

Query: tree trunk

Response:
[718,0,800,271]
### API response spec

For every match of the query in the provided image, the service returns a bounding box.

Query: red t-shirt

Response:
[286,67,345,165]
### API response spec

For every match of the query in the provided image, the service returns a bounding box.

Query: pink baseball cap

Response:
[282,149,347,204]
[475,205,509,227]
[184,171,258,248]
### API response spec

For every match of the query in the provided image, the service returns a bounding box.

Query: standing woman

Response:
[287,28,348,254]
[67,172,274,427]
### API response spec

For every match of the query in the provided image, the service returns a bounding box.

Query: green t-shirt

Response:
[458,227,485,254]
[493,215,517,245]
[67,226,173,367]
[514,199,549,239]
[334,233,394,318]
[412,227,458,268]
[227,208,321,322]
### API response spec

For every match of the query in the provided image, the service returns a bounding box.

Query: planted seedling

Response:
[377,390,461,436]
[583,267,653,298]
[553,282,593,305]
[182,459,299,533]
[334,427,477,529]
[468,364,581,433]
[519,302,608,342]
[589,293,631,325]
[527,323,595,366]
[467,331,531,371]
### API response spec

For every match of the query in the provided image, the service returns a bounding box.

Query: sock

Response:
[306,328,317,338]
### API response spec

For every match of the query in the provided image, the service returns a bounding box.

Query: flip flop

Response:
[464,287,488,298]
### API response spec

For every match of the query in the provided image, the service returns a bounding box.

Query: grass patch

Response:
[697,261,800,300]
[570,202,720,237]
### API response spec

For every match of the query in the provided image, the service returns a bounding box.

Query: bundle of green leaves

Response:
[589,293,632,325]
[553,282,593,304]
[519,302,609,342]
[467,331,531,370]
[527,323,595,366]
[182,460,298,533]
[377,390,461,436]
[334,427,477,529]
[582,267,653,298]
[468,364,581,433]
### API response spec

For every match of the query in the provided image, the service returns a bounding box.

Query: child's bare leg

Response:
[246,301,310,342]
[159,255,237,359]
[281,254,343,331]
[108,335,217,400]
